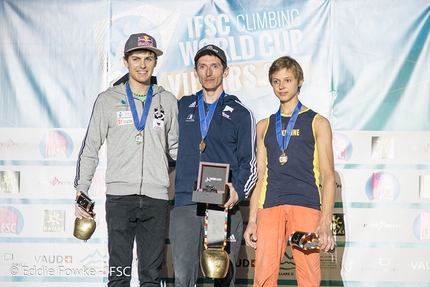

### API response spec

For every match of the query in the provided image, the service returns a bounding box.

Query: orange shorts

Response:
[254,205,321,287]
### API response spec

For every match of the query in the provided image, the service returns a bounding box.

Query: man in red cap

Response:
[74,32,178,287]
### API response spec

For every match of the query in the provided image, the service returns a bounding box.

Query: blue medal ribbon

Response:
[276,101,302,153]
[197,90,225,142]
[125,82,153,131]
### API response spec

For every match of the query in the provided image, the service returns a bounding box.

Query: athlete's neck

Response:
[280,98,300,115]
[128,80,150,96]
[202,88,224,104]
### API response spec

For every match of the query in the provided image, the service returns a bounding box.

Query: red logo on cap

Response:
[137,35,154,48]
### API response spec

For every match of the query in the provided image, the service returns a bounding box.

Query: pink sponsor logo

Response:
[39,130,74,159]
[0,206,24,235]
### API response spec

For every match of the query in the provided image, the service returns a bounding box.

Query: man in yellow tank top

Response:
[244,56,336,287]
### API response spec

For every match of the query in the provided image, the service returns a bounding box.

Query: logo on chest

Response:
[185,114,195,122]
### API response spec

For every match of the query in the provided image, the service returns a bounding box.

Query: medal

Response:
[125,82,153,143]
[275,101,302,166]
[197,90,226,154]
[200,139,206,152]
[279,151,288,165]
[135,132,143,144]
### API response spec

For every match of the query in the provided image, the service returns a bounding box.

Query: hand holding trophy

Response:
[73,191,96,242]
[289,231,336,253]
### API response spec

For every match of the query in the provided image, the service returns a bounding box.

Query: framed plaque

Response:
[192,162,230,205]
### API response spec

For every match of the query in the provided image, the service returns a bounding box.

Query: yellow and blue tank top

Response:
[258,108,321,210]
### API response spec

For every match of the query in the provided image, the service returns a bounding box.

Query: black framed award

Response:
[192,162,230,205]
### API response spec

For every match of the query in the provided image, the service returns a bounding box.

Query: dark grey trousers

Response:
[169,204,243,287]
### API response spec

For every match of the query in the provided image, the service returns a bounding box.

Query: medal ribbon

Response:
[125,82,153,131]
[276,101,302,152]
[203,204,228,250]
[198,90,225,142]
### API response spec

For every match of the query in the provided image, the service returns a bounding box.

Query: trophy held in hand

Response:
[200,207,230,279]
[73,191,96,242]
[192,162,231,279]
[289,231,336,253]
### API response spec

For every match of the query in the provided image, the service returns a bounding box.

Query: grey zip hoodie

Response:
[74,83,178,200]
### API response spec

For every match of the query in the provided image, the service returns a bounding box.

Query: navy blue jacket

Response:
[174,91,257,207]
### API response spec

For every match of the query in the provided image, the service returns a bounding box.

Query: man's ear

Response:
[223,67,230,78]
[123,57,129,69]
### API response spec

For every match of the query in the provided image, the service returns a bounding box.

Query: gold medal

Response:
[279,151,288,165]
[135,132,143,144]
[199,139,206,152]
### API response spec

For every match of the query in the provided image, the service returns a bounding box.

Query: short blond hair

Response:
[268,56,304,85]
